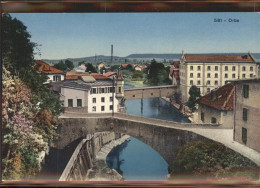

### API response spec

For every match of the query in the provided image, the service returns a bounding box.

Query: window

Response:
[110,105,113,110]
[101,106,105,111]
[211,117,217,124]
[242,127,247,144]
[250,74,253,78]
[242,74,246,78]
[207,80,210,85]
[92,88,97,94]
[215,66,218,71]
[101,97,105,102]
[207,88,210,93]
[101,88,105,93]
[225,66,228,71]
[207,66,211,71]
[119,87,121,93]
[53,76,55,81]
[225,74,228,78]
[92,98,96,103]
[242,66,246,71]
[133,95,135,97]
[190,73,193,78]
[68,99,73,107]
[92,106,96,112]
[243,85,249,98]
[232,66,236,71]
[215,73,218,78]
[201,112,204,122]
[243,108,248,121]
[197,80,201,85]
[151,93,153,96]
[207,73,211,78]
[77,99,82,107]
[197,73,201,78]
[197,66,201,71]
[110,97,113,102]
[190,66,193,71]
[232,74,236,78]
[250,66,253,71]
[215,81,218,85]
[190,80,193,85]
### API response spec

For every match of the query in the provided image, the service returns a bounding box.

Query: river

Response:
[106,84,190,180]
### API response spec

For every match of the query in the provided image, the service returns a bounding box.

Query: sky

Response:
[11,13,260,59]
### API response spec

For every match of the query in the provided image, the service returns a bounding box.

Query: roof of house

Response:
[197,83,234,111]
[183,54,255,63]
[91,73,111,80]
[34,60,64,74]
[81,75,96,82]
[61,79,113,90]
[121,63,129,67]
[103,71,116,77]
[65,71,89,80]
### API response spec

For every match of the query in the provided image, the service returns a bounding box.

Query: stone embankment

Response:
[87,135,130,180]
[161,97,194,122]
[59,132,129,181]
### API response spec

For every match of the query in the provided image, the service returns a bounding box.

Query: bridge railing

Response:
[124,85,177,91]
[113,113,223,129]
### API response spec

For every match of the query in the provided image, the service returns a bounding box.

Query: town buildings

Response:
[179,53,258,102]
[35,60,65,83]
[197,83,234,128]
[233,78,260,152]
[60,69,124,113]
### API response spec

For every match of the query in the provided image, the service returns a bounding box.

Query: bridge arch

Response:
[55,115,207,168]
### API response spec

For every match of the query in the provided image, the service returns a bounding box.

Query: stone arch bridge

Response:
[56,113,260,168]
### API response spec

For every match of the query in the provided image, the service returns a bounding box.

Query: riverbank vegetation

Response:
[2,14,62,180]
[145,59,171,86]
[170,140,258,179]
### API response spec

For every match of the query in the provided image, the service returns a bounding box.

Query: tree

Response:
[65,60,74,70]
[54,60,67,71]
[2,14,62,179]
[186,85,201,112]
[110,65,120,71]
[85,63,97,73]
[146,59,171,86]
[2,14,36,75]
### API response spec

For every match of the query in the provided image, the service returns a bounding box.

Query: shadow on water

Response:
[106,139,130,176]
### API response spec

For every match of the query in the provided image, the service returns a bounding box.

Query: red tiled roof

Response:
[121,63,129,67]
[103,72,116,77]
[65,71,89,80]
[34,60,64,74]
[91,73,111,80]
[197,84,234,111]
[184,54,255,63]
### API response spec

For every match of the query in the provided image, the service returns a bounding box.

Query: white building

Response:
[197,83,234,128]
[61,74,120,113]
[35,60,65,83]
[179,53,258,102]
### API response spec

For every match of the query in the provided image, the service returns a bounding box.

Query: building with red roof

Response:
[179,52,258,102]
[196,83,234,128]
[34,60,65,83]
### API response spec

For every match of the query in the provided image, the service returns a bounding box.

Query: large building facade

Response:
[179,53,258,102]
[233,79,260,152]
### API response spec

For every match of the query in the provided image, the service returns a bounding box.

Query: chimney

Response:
[111,44,113,67]
[103,69,106,74]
